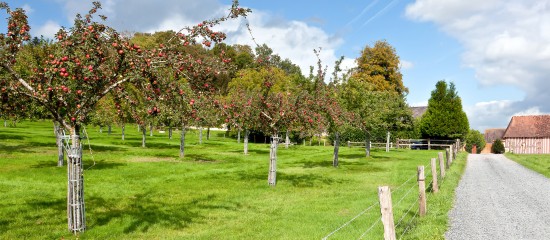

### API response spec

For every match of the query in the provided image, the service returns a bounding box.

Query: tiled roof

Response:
[503,115,550,138]
[410,106,427,119]
[484,128,506,142]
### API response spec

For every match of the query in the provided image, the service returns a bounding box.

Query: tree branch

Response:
[2,63,36,93]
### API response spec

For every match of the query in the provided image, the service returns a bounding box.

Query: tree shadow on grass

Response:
[0,140,60,154]
[0,133,26,141]
[88,192,241,233]
[31,160,126,170]
[278,172,348,187]
[0,143,34,154]
[123,141,177,149]
[21,192,242,234]
[87,144,127,152]
[237,169,348,187]
[337,153,366,159]
[184,154,218,163]
[245,148,269,155]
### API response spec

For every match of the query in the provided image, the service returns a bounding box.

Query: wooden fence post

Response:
[428,138,431,150]
[418,166,427,216]
[430,158,438,193]
[438,152,445,179]
[348,141,350,148]
[454,142,458,159]
[445,148,451,169]
[378,186,396,240]
[449,145,454,165]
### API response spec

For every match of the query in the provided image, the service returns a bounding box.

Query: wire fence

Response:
[321,148,457,240]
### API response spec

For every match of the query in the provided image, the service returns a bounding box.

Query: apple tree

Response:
[0,1,250,232]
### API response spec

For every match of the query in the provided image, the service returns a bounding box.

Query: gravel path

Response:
[445,154,550,240]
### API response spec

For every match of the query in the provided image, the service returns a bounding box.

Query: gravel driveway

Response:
[446,154,550,240]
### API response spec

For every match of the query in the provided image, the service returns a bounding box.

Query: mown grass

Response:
[505,153,550,178]
[0,120,466,239]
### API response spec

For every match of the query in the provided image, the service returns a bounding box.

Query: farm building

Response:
[503,115,550,154]
[410,106,427,119]
[481,128,505,153]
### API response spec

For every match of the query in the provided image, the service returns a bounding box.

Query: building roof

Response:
[503,115,550,138]
[410,106,427,119]
[484,128,505,142]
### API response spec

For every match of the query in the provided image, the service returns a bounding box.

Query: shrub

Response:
[464,129,485,154]
[491,139,505,154]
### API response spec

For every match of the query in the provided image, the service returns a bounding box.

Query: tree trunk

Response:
[310,138,312,146]
[55,123,64,167]
[108,125,112,135]
[199,127,203,144]
[180,123,186,158]
[3,120,6,127]
[268,134,279,186]
[285,130,290,149]
[244,129,249,155]
[99,126,103,133]
[149,123,153,137]
[121,125,125,141]
[237,129,241,143]
[137,124,140,132]
[67,126,86,232]
[207,127,210,140]
[333,132,340,167]
[386,131,390,152]
[365,132,371,157]
[141,125,146,148]
[168,125,173,140]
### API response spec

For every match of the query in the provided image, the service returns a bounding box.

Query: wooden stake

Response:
[439,152,446,179]
[445,148,451,169]
[378,186,396,240]
[430,158,439,193]
[418,166,427,216]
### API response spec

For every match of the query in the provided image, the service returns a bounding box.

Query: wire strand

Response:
[322,201,379,240]
[357,217,381,239]
[82,126,96,171]
[399,209,420,239]
[393,174,416,193]
[394,183,417,208]
[395,196,419,229]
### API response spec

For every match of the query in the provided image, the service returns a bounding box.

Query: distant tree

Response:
[465,129,485,154]
[89,94,117,134]
[420,80,469,140]
[491,139,505,154]
[351,40,408,96]
[340,77,412,157]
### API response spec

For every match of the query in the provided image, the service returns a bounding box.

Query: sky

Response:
[4,0,550,131]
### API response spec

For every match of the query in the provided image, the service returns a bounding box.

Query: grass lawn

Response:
[505,153,550,178]
[0,121,466,239]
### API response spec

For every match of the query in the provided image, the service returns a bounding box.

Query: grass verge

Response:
[505,153,550,178]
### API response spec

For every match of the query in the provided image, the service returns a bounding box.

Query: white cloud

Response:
[410,101,428,107]
[514,107,547,116]
[221,11,345,77]
[465,100,516,131]
[33,20,61,39]
[55,1,348,79]
[400,60,414,70]
[406,0,550,127]
[22,4,34,14]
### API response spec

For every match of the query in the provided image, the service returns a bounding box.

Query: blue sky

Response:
[5,0,550,131]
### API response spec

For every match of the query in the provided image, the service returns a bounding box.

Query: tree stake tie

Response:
[82,126,96,171]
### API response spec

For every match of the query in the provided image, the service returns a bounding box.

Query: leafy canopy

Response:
[420,80,469,139]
